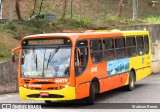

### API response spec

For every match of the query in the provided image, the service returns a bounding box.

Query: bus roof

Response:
[22,30,149,41]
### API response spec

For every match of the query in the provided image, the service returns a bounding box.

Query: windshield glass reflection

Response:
[21,47,71,78]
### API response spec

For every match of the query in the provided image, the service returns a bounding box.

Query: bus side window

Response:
[136,36,145,56]
[90,39,103,63]
[103,38,115,61]
[75,40,88,76]
[115,37,126,59]
[144,35,149,54]
[126,37,137,57]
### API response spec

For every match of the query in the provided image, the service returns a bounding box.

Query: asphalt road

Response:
[0,73,160,109]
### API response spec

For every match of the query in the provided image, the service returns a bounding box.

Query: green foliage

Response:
[1,15,159,60]
[70,17,91,28]
[0,50,10,58]
[143,16,160,24]
[42,2,53,14]
[107,14,119,21]
[79,17,90,27]
[0,22,17,31]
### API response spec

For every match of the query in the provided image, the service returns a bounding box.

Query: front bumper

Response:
[19,86,76,101]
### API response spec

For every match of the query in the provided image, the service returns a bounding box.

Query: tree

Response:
[39,0,44,15]
[128,0,131,5]
[118,0,124,17]
[15,0,22,20]
[9,0,13,22]
[61,0,67,19]
[31,0,37,17]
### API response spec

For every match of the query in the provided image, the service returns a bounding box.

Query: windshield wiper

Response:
[35,55,37,71]
[46,46,60,70]
[33,49,38,71]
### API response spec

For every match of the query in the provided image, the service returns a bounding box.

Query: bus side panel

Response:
[100,72,129,93]
[76,83,90,99]
[142,54,152,78]
[119,72,129,87]
[75,65,92,99]
[130,56,144,80]
[100,76,118,93]
[129,54,151,81]
[136,54,152,81]
[100,58,129,93]
[75,62,106,99]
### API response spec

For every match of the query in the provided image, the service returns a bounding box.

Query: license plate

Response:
[40,92,49,96]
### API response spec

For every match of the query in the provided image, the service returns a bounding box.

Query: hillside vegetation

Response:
[1,0,160,62]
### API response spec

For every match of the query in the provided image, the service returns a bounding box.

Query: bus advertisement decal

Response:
[107,58,129,76]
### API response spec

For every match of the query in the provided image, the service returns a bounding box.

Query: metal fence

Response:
[2,0,160,22]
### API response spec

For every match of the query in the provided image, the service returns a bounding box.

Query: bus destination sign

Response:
[27,39,64,46]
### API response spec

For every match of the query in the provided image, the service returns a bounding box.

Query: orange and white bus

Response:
[12,30,152,104]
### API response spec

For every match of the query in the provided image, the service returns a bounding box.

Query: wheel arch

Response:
[130,68,136,81]
[91,77,100,93]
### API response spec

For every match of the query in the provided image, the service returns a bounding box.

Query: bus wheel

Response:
[85,83,95,105]
[45,100,51,104]
[126,71,135,91]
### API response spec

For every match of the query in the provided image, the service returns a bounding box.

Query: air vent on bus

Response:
[34,88,41,90]
[24,79,30,84]
[47,86,64,90]
[32,82,55,84]
[27,94,64,98]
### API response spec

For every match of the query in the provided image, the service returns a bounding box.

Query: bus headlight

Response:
[23,84,27,88]
[65,84,68,88]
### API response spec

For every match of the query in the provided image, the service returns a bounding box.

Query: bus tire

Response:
[45,100,51,104]
[85,83,95,105]
[126,71,135,91]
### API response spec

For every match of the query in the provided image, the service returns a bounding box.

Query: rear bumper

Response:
[19,86,76,101]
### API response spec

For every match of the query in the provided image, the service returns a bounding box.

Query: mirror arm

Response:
[11,46,21,53]
[11,46,21,63]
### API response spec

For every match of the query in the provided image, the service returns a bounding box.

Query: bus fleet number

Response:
[91,66,97,73]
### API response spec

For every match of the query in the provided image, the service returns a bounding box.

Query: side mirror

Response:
[11,46,21,63]
[12,53,15,62]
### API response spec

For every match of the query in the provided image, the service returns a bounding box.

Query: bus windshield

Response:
[21,47,71,78]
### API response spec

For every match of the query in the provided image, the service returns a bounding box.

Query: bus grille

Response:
[32,82,55,84]
[27,94,64,98]
[24,79,30,84]
[31,86,64,90]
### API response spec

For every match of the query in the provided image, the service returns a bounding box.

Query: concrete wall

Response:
[121,24,160,73]
[0,60,18,94]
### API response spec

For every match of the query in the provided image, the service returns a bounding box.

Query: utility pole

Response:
[104,0,107,20]
[132,0,138,21]
[9,0,13,22]
[80,0,82,22]
[0,0,2,19]
[70,0,73,18]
